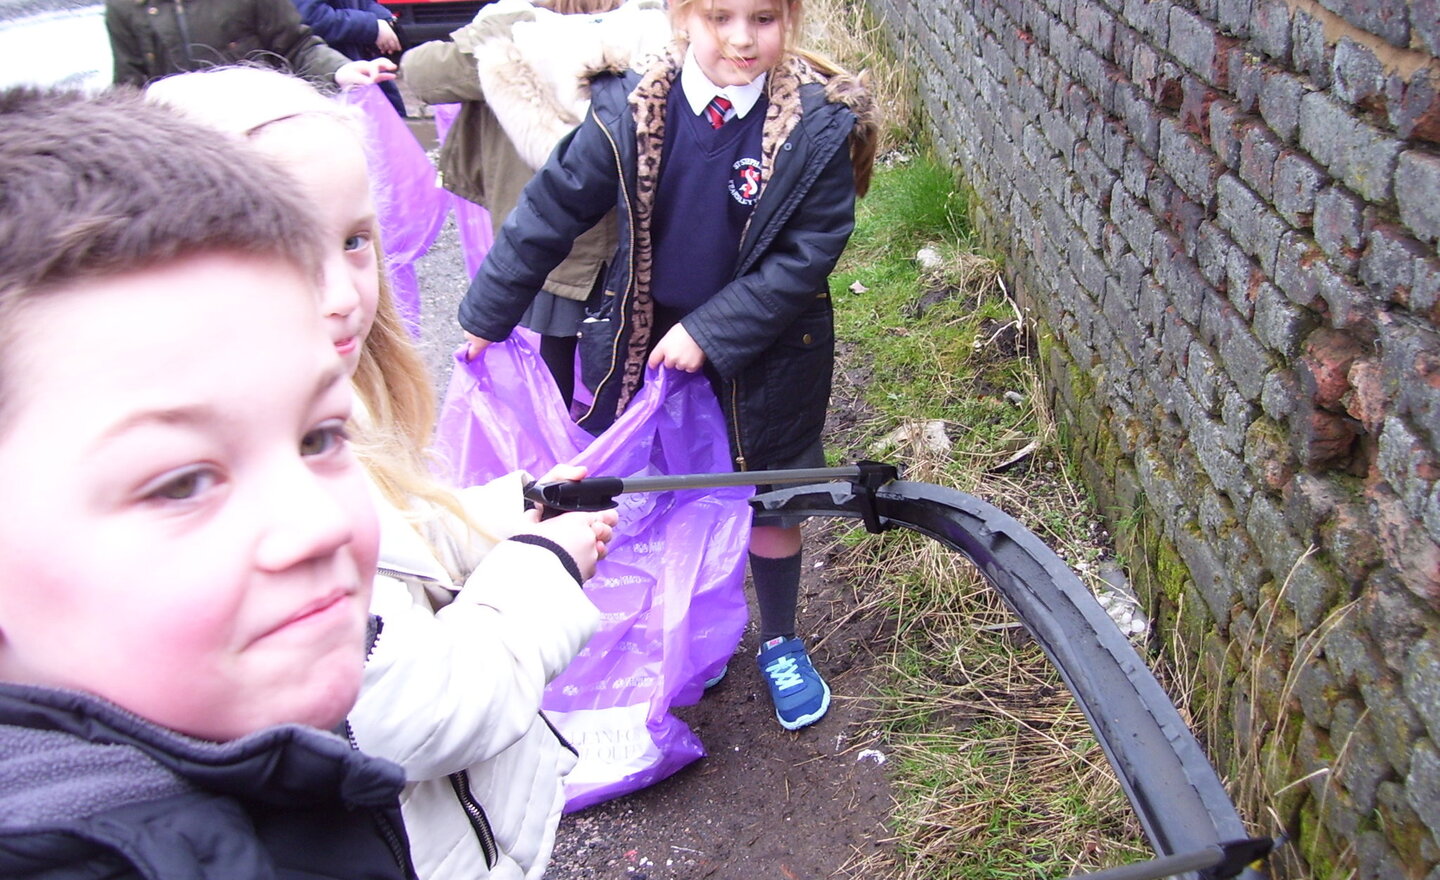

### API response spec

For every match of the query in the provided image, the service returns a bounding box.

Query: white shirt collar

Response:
[680,47,767,121]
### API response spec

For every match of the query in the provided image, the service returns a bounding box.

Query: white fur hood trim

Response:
[468,0,669,169]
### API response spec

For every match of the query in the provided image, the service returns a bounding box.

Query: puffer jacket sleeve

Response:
[683,112,857,380]
[350,539,600,782]
[295,0,387,48]
[457,97,620,341]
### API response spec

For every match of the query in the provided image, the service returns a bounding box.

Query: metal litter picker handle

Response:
[523,461,902,521]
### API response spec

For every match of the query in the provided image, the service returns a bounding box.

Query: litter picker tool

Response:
[524,460,901,530]
[524,464,1277,878]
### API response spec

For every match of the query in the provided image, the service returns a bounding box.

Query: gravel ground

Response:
[401,112,477,396]
[411,214,472,396]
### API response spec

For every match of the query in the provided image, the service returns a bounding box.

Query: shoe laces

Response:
[764,655,805,692]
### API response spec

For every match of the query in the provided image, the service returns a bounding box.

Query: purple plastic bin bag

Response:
[432,333,752,810]
[433,104,495,278]
[344,85,452,334]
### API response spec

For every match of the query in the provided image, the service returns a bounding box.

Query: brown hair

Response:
[0,85,322,427]
[792,48,878,197]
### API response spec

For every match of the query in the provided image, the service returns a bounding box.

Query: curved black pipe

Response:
[751,479,1268,880]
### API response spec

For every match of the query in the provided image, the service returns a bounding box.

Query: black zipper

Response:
[373,805,414,877]
[579,100,635,425]
[343,719,416,878]
[538,710,579,757]
[728,377,746,471]
[448,771,499,869]
[364,568,500,870]
[375,566,443,584]
[364,615,384,662]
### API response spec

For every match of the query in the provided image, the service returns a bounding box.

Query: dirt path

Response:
[545,521,896,880]
[413,218,899,878]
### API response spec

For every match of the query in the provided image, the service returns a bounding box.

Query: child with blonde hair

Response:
[0,85,415,879]
[458,0,876,731]
[148,67,617,880]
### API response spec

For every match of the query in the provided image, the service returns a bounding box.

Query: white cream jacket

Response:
[348,474,601,880]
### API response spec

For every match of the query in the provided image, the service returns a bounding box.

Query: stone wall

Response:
[859,0,1440,875]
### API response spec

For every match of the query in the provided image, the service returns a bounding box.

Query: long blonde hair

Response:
[346,251,464,517]
[145,66,480,530]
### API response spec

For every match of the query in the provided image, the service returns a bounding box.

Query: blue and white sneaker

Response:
[756,636,830,730]
[703,664,728,689]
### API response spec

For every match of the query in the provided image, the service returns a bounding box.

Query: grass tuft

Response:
[797,0,1172,875]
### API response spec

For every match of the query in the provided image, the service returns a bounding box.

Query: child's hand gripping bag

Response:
[432,333,752,810]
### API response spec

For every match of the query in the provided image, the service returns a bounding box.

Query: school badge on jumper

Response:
[728,156,761,206]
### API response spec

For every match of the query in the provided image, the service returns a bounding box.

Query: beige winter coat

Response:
[400,0,668,300]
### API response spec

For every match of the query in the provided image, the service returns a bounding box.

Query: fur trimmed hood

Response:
[458,0,670,168]
[790,49,879,196]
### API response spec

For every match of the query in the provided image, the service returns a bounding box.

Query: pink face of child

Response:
[681,0,789,87]
[0,253,380,741]
[252,115,381,378]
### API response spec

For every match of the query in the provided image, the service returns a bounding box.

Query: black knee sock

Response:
[750,551,802,644]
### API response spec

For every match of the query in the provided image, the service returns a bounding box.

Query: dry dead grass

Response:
[801,0,918,153]
[821,432,1148,880]
[1222,552,1346,880]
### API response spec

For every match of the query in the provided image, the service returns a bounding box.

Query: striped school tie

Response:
[705,95,733,129]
